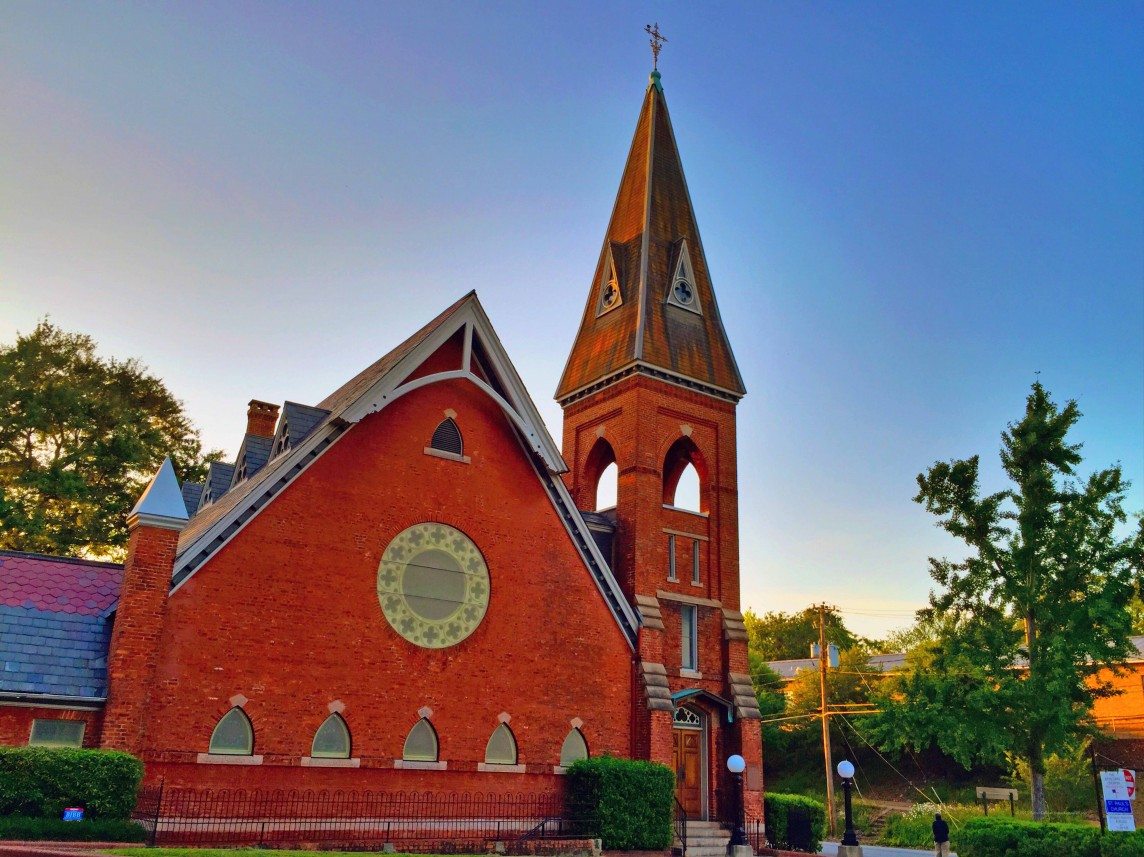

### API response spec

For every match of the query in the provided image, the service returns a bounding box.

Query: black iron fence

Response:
[132,785,591,851]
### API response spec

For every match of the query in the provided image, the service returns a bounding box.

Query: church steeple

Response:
[556,72,746,404]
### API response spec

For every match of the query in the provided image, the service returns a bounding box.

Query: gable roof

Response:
[172,292,638,646]
[556,71,745,404]
[0,551,122,700]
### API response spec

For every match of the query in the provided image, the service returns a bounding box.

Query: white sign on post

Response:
[1101,770,1137,832]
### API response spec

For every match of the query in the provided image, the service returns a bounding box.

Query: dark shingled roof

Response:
[230,434,273,488]
[556,74,745,402]
[278,402,330,451]
[0,551,122,699]
[181,482,204,516]
[201,461,236,509]
[178,293,474,554]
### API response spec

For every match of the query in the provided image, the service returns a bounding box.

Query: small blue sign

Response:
[1106,800,1132,814]
[61,807,84,822]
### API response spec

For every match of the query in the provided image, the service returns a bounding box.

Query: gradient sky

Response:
[3,2,1141,640]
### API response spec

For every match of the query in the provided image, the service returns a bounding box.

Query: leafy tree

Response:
[870,383,1143,820]
[1130,595,1144,635]
[743,605,866,661]
[0,321,220,559]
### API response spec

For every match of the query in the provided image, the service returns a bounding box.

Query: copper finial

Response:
[645,23,667,70]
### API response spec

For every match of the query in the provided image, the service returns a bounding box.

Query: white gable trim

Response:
[170,295,637,645]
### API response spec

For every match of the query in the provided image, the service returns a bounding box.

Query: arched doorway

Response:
[672,705,707,818]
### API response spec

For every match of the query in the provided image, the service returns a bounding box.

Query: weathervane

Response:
[645,23,667,70]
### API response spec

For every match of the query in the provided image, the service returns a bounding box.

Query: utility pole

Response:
[818,603,836,838]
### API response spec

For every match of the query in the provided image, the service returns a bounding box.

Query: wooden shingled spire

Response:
[555,72,746,404]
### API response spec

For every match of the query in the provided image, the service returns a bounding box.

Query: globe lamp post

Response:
[726,754,748,848]
[837,760,859,847]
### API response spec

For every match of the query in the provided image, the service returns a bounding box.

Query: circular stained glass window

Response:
[377,523,490,649]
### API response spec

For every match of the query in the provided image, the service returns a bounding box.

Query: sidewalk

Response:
[821,842,956,857]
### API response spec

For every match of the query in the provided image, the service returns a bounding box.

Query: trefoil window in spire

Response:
[595,245,623,317]
[666,239,701,315]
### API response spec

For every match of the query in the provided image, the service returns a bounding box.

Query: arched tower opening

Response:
[662,437,707,514]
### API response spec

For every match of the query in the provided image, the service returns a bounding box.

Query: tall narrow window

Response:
[29,719,84,748]
[691,541,701,584]
[403,718,438,762]
[430,418,463,456]
[681,605,698,671]
[560,728,589,766]
[209,708,253,755]
[667,535,677,581]
[311,713,351,759]
[484,723,518,765]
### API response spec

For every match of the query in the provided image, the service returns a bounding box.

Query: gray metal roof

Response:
[281,402,330,448]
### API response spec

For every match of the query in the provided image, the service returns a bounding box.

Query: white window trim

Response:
[667,535,677,581]
[197,753,264,765]
[477,762,527,773]
[301,756,361,768]
[680,668,704,679]
[691,540,701,586]
[394,759,448,770]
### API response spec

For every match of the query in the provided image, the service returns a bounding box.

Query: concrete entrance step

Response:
[677,820,730,856]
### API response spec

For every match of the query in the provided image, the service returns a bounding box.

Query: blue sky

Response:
[3,2,1141,639]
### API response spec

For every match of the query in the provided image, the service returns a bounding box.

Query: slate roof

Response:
[0,551,122,699]
[556,72,745,402]
[181,482,204,516]
[200,461,236,508]
[230,433,273,488]
[281,402,330,449]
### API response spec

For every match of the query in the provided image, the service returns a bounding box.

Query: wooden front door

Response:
[672,728,703,817]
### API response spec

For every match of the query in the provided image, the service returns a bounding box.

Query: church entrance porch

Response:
[672,705,707,819]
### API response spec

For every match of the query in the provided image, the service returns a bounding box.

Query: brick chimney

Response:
[101,458,187,756]
[246,400,280,438]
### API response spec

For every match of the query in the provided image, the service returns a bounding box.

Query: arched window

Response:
[662,437,707,513]
[484,723,518,765]
[559,728,589,766]
[311,713,351,759]
[403,718,438,762]
[209,707,253,755]
[596,462,618,511]
[430,418,463,456]
[585,438,617,512]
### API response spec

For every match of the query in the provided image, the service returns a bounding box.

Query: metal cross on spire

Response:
[645,23,667,70]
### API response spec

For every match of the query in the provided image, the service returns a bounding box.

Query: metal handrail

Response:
[673,796,687,856]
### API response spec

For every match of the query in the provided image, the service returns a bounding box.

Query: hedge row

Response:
[763,792,825,853]
[0,747,143,820]
[565,756,674,850]
[0,815,148,842]
[957,817,1144,857]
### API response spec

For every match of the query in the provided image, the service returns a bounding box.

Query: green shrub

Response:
[0,815,148,842]
[0,747,143,820]
[956,817,1099,857]
[763,792,825,853]
[565,756,674,850]
[1102,830,1144,857]
[882,811,940,848]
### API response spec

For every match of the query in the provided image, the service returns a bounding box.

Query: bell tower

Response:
[557,71,762,823]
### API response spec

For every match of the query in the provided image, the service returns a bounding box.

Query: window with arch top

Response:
[311,713,351,759]
[403,717,439,762]
[584,437,618,511]
[662,437,706,513]
[559,728,589,766]
[484,723,518,765]
[209,707,253,755]
[430,418,463,457]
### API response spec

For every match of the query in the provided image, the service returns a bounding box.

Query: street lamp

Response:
[836,760,859,847]
[726,754,748,849]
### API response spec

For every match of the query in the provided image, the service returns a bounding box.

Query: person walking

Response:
[932,813,950,856]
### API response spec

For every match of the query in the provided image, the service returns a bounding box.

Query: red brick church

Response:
[0,70,762,825]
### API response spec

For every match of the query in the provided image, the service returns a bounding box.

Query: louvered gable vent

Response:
[430,418,463,456]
